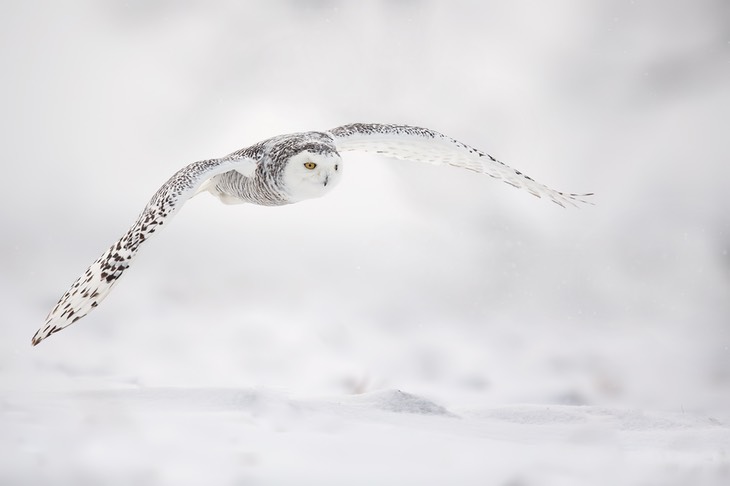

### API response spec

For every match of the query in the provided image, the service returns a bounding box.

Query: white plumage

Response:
[32,123,591,346]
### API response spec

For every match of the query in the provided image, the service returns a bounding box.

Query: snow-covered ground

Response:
[2,387,728,485]
[1,1,728,484]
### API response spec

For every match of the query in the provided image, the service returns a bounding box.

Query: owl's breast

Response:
[210,170,291,206]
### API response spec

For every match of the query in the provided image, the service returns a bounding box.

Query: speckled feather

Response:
[32,156,257,345]
[32,123,591,346]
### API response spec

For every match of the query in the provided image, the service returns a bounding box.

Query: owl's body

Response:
[32,123,590,346]
[209,130,341,206]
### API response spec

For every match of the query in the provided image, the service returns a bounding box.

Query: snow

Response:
[1,1,729,484]
[2,387,728,486]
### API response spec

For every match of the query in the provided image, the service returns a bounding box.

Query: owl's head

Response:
[282,149,343,202]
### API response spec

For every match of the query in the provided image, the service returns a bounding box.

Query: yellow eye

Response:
[304,162,317,170]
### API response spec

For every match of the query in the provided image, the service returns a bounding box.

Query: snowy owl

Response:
[31,123,591,346]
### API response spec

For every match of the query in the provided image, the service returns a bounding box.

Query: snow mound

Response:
[73,388,457,418]
[343,389,456,417]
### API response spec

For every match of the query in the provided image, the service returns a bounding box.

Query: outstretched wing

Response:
[32,155,258,346]
[328,123,591,207]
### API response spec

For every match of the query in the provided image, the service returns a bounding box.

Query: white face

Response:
[282,150,343,202]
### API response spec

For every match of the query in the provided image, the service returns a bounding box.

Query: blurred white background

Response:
[1,0,728,413]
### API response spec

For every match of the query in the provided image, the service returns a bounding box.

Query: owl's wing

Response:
[31,155,258,346]
[328,123,591,207]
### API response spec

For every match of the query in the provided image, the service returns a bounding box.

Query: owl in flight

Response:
[31,123,591,345]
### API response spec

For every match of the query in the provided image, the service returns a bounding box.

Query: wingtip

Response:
[571,192,595,206]
[31,326,53,347]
